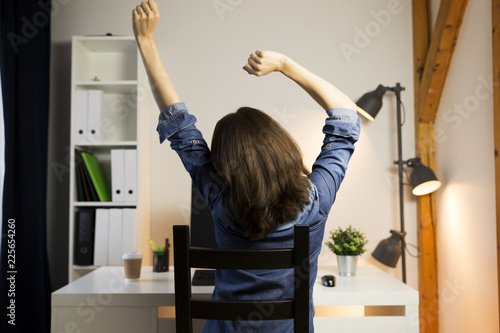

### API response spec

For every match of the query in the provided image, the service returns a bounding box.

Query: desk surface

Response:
[53,265,418,307]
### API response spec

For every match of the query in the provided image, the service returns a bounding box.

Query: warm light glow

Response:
[412,180,441,196]
[356,106,374,121]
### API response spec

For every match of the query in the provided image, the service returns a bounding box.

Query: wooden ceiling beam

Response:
[417,0,469,123]
[413,0,431,86]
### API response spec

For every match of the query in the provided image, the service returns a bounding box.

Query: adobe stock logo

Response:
[213,0,244,21]
[339,0,404,63]
[435,73,494,144]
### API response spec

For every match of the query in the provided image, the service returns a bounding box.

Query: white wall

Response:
[432,0,500,332]
[145,0,418,288]
[49,0,417,291]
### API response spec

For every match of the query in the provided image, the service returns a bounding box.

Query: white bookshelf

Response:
[68,35,151,281]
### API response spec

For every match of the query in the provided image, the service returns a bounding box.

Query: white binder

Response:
[87,90,102,142]
[75,90,89,143]
[108,208,123,265]
[93,209,109,266]
[111,149,125,202]
[124,149,137,202]
[122,208,136,254]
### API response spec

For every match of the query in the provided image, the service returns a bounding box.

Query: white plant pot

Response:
[337,255,359,276]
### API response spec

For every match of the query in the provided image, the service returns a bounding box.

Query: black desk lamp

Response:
[356,83,441,283]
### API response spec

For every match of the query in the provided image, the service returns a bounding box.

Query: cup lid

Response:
[122,252,143,259]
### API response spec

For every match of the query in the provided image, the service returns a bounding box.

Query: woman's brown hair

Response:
[211,107,311,240]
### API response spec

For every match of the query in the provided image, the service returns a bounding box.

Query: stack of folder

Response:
[110,149,137,202]
[76,90,102,144]
[75,150,111,202]
[74,208,137,266]
[94,208,137,266]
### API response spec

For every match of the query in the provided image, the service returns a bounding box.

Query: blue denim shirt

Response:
[157,102,360,332]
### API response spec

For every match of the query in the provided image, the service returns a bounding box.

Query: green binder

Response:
[81,152,111,202]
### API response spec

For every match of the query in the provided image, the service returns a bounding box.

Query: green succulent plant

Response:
[325,225,368,256]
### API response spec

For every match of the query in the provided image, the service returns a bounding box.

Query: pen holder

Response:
[152,250,168,272]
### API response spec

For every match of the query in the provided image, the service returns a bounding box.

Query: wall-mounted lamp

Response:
[356,83,441,283]
[371,230,406,268]
[406,157,441,196]
[356,84,386,121]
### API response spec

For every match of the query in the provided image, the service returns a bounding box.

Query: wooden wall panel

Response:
[492,0,500,328]
[412,2,439,332]
[412,0,468,331]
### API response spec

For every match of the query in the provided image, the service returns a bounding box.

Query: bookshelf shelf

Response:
[68,35,150,282]
[72,265,99,271]
[75,80,138,85]
[75,141,138,148]
[74,82,139,95]
[73,202,137,208]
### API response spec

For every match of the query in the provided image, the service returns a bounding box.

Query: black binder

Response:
[74,209,95,265]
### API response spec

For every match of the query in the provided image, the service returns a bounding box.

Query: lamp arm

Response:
[399,158,420,187]
[386,84,405,94]
[405,157,422,167]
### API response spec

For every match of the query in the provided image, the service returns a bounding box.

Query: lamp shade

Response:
[372,230,406,268]
[407,158,441,196]
[356,85,387,121]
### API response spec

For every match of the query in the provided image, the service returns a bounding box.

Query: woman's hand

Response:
[243,50,288,77]
[244,51,356,111]
[132,0,160,42]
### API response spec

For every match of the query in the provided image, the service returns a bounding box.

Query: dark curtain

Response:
[0,0,52,332]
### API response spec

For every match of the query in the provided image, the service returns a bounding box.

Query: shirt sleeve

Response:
[156,102,225,207]
[310,107,360,217]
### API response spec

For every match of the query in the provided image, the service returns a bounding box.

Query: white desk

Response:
[51,265,419,333]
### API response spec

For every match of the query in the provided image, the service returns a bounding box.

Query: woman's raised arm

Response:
[132,0,180,110]
[243,50,357,111]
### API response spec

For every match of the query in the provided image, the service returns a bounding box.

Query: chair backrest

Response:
[173,224,310,333]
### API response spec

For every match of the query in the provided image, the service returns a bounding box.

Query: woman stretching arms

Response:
[132,1,360,332]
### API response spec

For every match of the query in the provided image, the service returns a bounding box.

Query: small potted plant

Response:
[325,225,368,276]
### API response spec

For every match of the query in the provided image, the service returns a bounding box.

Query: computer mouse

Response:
[321,275,336,287]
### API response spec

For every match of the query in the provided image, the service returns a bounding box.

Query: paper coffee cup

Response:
[122,252,143,279]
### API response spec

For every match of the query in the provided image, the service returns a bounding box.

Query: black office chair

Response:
[173,224,310,333]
